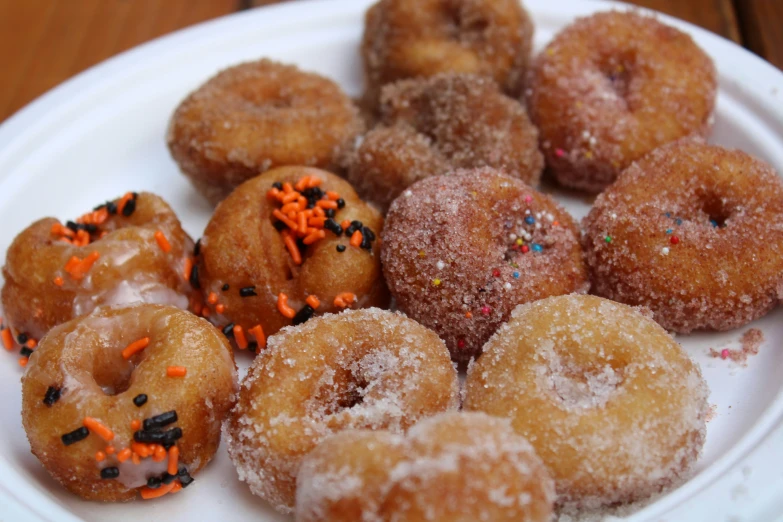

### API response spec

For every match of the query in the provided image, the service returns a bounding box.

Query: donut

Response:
[381,168,588,361]
[582,140,783,332]
[346,73,543,211]
[167,59,363,204]
[20,304,237,501]
[526,11,716,193]
[194,166,388,350]
[361,0,535,110]
[226,308,460,513]
[296,412,555,522]
[1,191,194,360]
[464,295,709,508]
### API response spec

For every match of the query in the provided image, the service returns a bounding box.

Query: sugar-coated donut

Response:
[21,304,237,501]
[362,0,535,110]
[296,412,555,522]
[527,11,716,192]
[346,73,543,211]
[2,192,194,356]
[194,167,388,350]
[381,168,588,361]
[582,140,783,332]
[464,295,709,508]
[167,59,363,204]
[226,308,459,513]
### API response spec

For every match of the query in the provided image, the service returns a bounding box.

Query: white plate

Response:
[1,0,782,520]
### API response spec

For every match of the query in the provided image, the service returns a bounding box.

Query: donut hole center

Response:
[539,344,624,410]
[597,53,637,103]
[444,6,489,42]
[92,357,136,396]
[700,195,731,228]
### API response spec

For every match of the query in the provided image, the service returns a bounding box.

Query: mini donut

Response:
[346,73,543,211]
[21,304,237,501]
[295,412,555,522]
[226,308,460,513]
[582,140,783,332]
[194,166,388,349]
[381,168,588,361]
[527,11,716,193]
[464,295,709,508]
[361,0,535,110]
[2,192,194,354]
[167,59,363,204]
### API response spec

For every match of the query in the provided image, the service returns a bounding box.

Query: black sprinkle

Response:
[165,427,183,444]
[143,411,178,431]
[336,198,345,209]
[221,283,230,291]
[106,201,118,215]
[324,218,343,236]
[134,429,165,444]
[121,197,136,217]
[146,476,162,489]
[133,394,148,407]
[272,182,283,190]
[62,426,89,446]
[239,286,257,297]
[189,264,200,289]
[292,305,315,326]
[345,224,359,236]
[43,386,61,407]
[16,333,28,344]
[177,465,189,477]
[222,323,235,337]
[161,472,177,485]
[100,467,120,479]
[362,227,375,241]
[336,244,346,253]
[273,220,287,232]
[132,192,139,199]
[20,347,33,357]
[65,221,79,232]
[193,238,201,257]
[179,474,195,488]
[324,208,336,218]
[360,234,372,251]
[248,341,258,354]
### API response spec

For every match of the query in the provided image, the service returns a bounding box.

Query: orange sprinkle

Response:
[306,295,320,309]
[266,188,281,201]
[153,444,167,462]
[116,192,133,215]
[2,329,13,351]
[19,357,28,367]
[313,206,325,217]
[316,199,338,210]
[207,292,218,305]
[297,212,308,235]
[215,303,225,314]
[552,220,560,227]
[64,256,80,272]
[280,202,300,214]
[295,176,311,192]
[183,257,193,281]
[282,182,294,194]
[59,237,73,244]
[233,325,248,350]
[131,419,141,431]
[465,311,473,319]
[281,191,300,204]
[303,230,326,245]
[75,229,90,246]
[340,219,351,230]
[334,292,357,309]
[167,366,187,378]
[308,217,326,227]
[277,293,296,319]
[140,482,174,500]
[122,337,150,360]
[68,251,101,280]
[272,209,298,230]
[350,230,363,247]
[25,338,37,349]
[282,231,302,265]
[132,442,151,458]
[154,230,171,253]
[51,222,75,238]
[307,177,323,188]
[167,446,179,475]
[131,452,141,465]
[170,481,183,494]
[117,448,132,463]
[95,451,106,462]
[105,446,115,455]
[325,190,340,201]
[192,301,203,316]
[84,417,115,442]
[248,325,266,350]
[201,306,211,318]
[53,276,64,287]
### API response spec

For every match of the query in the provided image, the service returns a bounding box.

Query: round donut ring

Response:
[167,59,363,204]
[21,304,237,501]
[527,11,716,192]
[582,140,783,333]
[464,295,709,509]
[226,308,460,513]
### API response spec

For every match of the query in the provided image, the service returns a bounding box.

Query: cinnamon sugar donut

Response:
[2,192,194,358]
[464,295,709,508]
[226,308,459,513]
[21,304,236,501]
[362,0,535,110]
[296,412,555,522]
[346,73,543,211]
[194,166,388,350]
[582,140,783,332]
[381,168,588,361]
[167,59,363,204]
[527,11,716,192]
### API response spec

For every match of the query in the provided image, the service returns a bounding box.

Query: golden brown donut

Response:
[167,59,363,204]
[226,308,460,513]
[582,140,783,332]
[381,168,588,361]
[465,295,709,508]
[296,412,555,522]
[346,73,543,211]
[194,166,388,349]
[21,304,237,501]
[1,192,194,352]
[527,11,716,192]
[361,0,535,110]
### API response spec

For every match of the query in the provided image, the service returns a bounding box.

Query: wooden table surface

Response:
[0,0,780,123]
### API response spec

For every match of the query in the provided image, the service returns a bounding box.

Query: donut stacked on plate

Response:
[7,1,783,519]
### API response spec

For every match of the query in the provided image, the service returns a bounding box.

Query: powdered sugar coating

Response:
[381,168,588,361]
[167,59,363,204]
[526,10,716,192]
[296,412,554,522]
[465,295,709,509]
[582,140,783,333]
[346,73,543,211]
[226,308,459,513]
